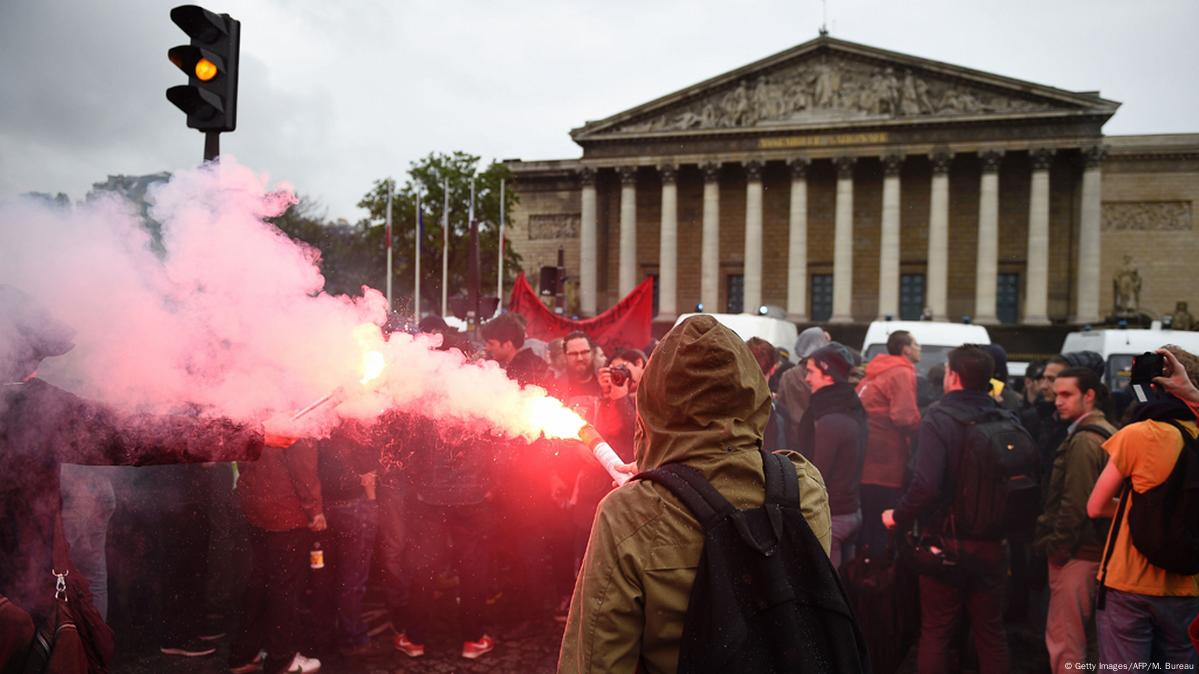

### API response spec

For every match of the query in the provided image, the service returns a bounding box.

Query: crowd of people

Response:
[4,292,1199,674]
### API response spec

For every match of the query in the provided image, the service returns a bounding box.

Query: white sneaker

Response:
[280,652,320,674]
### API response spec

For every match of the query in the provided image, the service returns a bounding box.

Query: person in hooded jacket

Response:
[775,326,832,450]
[798,344,868,570]
[0,286,288,673]
[557,315,831,674]
[855,329,922,554]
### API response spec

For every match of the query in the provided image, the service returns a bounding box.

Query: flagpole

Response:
[385,178,393,312]
[497,179,505,310]
[441,177,449,317]
[414,190,422,324]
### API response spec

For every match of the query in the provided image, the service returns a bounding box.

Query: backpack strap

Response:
[1073,424,1113,441]
[634,463,736,530]
[1096,478,1132,611]
[762,449,801,509]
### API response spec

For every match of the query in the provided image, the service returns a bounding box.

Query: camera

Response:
[608,364,632,388]
[1130,351,1166,403]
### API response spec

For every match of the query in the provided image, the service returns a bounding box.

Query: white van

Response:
[1060,328,1199,390]
[674,313,799,362]
[861,320,991,377]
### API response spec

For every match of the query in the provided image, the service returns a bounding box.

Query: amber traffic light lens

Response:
[194,58,218,81]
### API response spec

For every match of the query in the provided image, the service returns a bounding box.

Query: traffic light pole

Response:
[204,131,220,162]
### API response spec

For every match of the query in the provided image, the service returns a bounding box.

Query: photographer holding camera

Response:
[1085,346,1199,668]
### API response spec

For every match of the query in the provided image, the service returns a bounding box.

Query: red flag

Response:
[508,272,653,354]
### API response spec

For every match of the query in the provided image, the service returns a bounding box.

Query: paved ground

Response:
[111,595,562,674]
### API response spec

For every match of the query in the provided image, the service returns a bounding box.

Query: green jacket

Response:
[1033,410,1114,563]
[557,315,832,674]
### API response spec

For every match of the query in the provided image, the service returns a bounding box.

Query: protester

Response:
[58,465,117,620]
[0,285,287,673]
[399,415,499,660]
[309,421,379,659]
[856,330,922,554]
[746,336,793,393]
[1033,367,1115,672]
[229,435,324,674]
[550,331,636,571]
[776,326,831,449]
[884,345,1015,674]
[607,348,647,395]
[481,312,549,387]
[1086,346,1199,668]
[798,344,868,569]
[558,315,833,674]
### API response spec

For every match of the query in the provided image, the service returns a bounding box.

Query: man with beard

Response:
[799,344,868,569]
[0,286,291,673]
[550,332,636,618]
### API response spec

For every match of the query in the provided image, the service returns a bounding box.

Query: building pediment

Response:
[572,36,1119,142]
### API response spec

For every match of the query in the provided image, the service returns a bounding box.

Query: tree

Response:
[357,151,522,316]
[269,195,384,297]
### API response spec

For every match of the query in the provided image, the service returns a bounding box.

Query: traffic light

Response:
[166,5,239,135]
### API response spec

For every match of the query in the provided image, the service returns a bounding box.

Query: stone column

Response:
[974,151,1002,324]
[830,156,856,323]
[579,168,598,316]
[786,158,810,321]
[1075,146,1105,324]
[743,161,764,314]
[617,166,638,298]
[1023,149,1053,325]
[878,154,903,320]
[656,164,678,321]
[927,151,952,322]
[700,163,721,312]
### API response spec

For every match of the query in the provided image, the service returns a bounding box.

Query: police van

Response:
[1060,327,1199,390]
[861,320,991,378]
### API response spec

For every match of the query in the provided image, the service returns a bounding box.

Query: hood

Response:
[794,326,830,359]
[864,353,914,378]
[634,315,770,470]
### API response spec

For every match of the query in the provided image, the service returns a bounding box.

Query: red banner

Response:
[508,273,654,354]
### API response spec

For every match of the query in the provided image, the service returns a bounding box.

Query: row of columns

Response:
[579,147,1104,324]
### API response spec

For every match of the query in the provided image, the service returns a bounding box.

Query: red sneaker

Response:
[393,632,425,658]
[461,634,496,660]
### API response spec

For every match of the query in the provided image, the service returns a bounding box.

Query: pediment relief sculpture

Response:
[615,54,1055,134]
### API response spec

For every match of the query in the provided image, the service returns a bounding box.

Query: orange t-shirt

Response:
[1098,419,1199,596]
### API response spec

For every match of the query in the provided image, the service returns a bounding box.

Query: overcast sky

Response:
[2,0,1196,222]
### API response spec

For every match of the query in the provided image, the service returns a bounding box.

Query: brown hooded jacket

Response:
[557,315,831,674]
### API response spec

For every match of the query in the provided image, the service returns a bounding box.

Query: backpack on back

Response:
[939,405,1040,539]
[1100,420,1199,587]
[635,450,870,674]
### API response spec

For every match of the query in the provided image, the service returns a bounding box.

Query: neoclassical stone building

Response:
[506,35,1199,327]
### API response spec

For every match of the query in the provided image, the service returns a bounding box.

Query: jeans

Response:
[1045,558,1099,673]
[60,465,116,621]
[1096,588,1199,667]
[829,510,862,570]
[376,482,410,631]
[405,499,492,644]
[916,539,1009,674]
[317,499,378,649]
[230,526,310,673]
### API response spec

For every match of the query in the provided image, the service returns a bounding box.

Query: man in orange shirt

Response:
[1086,346,1199,668]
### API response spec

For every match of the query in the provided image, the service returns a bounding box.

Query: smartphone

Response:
[1130,352,1165,403]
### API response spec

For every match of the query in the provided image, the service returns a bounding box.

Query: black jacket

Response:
[893,389,1001,535]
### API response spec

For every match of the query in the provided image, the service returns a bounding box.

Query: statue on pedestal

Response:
[1112,255,1142,317]
[1172,301,1195,331]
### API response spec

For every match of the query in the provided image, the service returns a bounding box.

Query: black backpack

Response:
[1099,419,1199,592]
[635,450,871,674]
[939,405,1040,539]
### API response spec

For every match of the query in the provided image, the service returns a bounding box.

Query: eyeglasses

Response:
[565,349,592,359]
